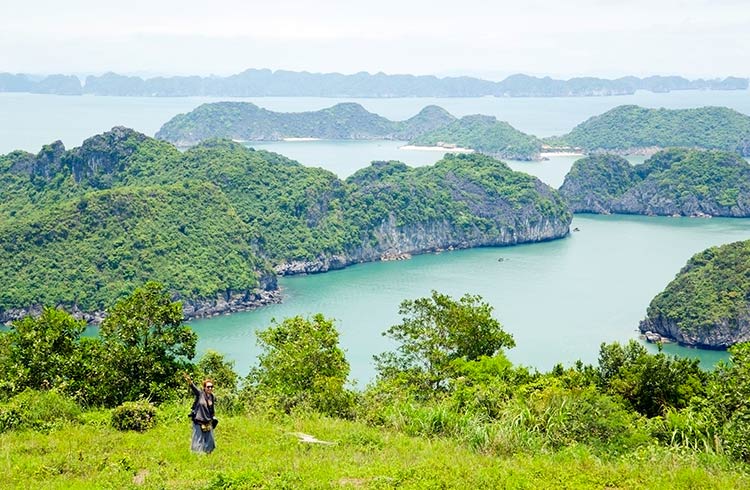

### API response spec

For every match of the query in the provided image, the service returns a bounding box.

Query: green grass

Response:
[1,402,748,489]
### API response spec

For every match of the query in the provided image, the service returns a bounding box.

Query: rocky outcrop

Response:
[274,212,570,275]
[639,312,750,349]
[1,287,282,326]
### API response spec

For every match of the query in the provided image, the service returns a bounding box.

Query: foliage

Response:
[645,240,750,338]
[555,105,750,155]
[0,307,86,394]
[99,281,196,405]
[375,291,515,394]
[245,314,355,417]
[597,340,706,417]
[110,400,157,432]
[708,342,750,461]
[195,350,239,393]
[410,114,542,160]
[0,389,81,432]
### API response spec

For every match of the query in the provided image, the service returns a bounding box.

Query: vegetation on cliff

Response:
[553,105,750,155]
[559,149,750,216]
[2,289,750,487]
[0,129,570,317]
[409,114,542,160]
[640,240,750,348]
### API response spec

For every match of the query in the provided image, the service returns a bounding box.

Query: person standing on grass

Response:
[183,372,216,454]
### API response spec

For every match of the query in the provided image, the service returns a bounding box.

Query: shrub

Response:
[0,405,21,432]
[721,409,750,462]
[3,389,81,432]
[111,400,157,432]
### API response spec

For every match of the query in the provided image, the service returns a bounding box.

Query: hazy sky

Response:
[3,0,748,79]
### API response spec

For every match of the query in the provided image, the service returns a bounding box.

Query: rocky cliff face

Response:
[275,211,570,275]
[1,285,282,326]
[611,181,750,216]
[639,311,750,349]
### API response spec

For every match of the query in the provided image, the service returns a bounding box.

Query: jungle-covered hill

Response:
[408,114,543,160]
[549,105,750,156]
[155,102,457,147]
[640,239,750,348]
[558,149,750,216]
[0,128,571,320]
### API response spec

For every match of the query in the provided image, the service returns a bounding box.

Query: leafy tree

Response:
[375,291,515,393]
[99,281,196,404]
[195,350,239,392]
[0,307,86,395]
[597,340,705,417]
[245,314,354,417]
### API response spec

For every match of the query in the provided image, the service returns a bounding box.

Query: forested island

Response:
[640,240,750,348]
[0,128,570,323]
[1,69,747,97]
[159,102,750,161]
[155,102,456,147]
[550,105,750,156]
[409,114,542,160]
[558,149,750,216]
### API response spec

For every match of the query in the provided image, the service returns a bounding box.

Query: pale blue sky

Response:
[2,0,748,79]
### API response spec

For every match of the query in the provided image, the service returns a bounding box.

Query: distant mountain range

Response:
[0,69,747,97]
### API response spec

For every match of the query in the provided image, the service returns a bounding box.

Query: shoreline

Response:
[399,145,475,153]
[0,288,284,326]
[282,137,322,142]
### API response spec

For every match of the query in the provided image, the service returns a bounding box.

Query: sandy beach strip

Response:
[540,151,585,157]
[399,145,475,153]
[283,137,322,142]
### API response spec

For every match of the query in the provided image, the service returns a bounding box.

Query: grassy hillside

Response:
[3,406,748,489]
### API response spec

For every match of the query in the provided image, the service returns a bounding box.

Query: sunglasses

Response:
[205,385,214,389]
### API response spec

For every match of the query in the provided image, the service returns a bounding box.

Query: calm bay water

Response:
[2,89,749,154]
[2,91,749,384]
[190,214,748,385]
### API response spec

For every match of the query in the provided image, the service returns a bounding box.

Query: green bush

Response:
[111,400,157,432]
[0,405,21,432]
[2,389,82,432]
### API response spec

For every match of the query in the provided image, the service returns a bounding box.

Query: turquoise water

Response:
[2,92,748,385]
[190,214,749,385]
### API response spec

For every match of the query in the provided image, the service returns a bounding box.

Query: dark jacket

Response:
[190,383,215,423]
